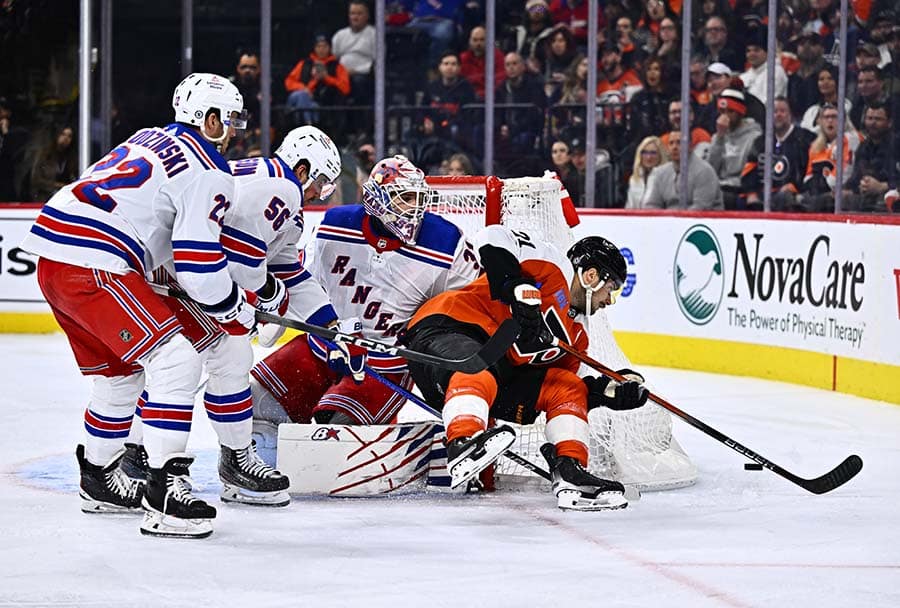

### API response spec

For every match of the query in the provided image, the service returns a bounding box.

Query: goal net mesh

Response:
[424,175,697,491]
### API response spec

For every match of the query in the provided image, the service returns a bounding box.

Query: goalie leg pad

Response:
[276,422,442,496]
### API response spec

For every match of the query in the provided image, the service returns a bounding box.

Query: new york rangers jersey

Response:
[309,205,480,372]
[21,123,237,308]
[224,156,336,327]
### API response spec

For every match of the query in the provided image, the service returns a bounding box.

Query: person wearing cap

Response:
[284,34,351,126]
[843,101,899,213]
[597,40,643,100]
[698,63,740,134]
[708,86,762,210]
[644,129,723,210]
[788,31,828,121]
[740,31,788,104]
[698,16,742,72]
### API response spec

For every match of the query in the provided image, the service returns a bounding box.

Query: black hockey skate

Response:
[542,443,628,511]
[120,442,149,481]
[140,453,216,539]
[446,425,517,490]
[76,444,145,514]
[218,440,291,507]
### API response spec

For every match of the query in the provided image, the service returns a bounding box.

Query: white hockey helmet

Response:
[362,155,433,244]
[275,126,342,200]
[172,73,247,140]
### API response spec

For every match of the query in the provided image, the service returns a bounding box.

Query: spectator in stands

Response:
[625,135,667,209]
[227,49,262,159]
[635,0,671,52]
[29,126,77,203]
[690,56,712,106]
[402,0,466,72]
[697,61,733,133]
[850,66,900,135]
[460,25,505,101]
[800,65,855,133]
[332,0,376,106]
[800,103,861,212]
[644,129,724,210]
[284,34,351,126]
[534,25,579,99]
[740,32,788,103]
[698,16,743,72]
[741,97,815,211]
[445,152,474,176]
[615,15,646,70]
[884,26,900,97]
[708,87,762,209]
[0,97,30,201]
[519,0,555,72]
[495,52,547,170]
[422,51,477,146]
[843,102,898,213]
[652,17,681,73]
[597,40,642,99]
[549,0,597,47]
[788,31,828,121]
[627,57,671,144]
[549,54,587,135]
[568,135,620,207]
[549,138,581,206]
[660,100,711,154]
[869,10,896,68]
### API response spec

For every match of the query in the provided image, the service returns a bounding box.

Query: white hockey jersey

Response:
[309,205,480,372]
[223,156,336,327]
[21,123,237,308]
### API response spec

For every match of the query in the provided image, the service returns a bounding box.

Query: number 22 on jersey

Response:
[72,145,153,212]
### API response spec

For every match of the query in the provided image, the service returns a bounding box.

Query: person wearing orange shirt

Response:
[284,34,351,125]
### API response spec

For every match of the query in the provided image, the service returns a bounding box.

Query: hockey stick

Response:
[148,282,518,374]
[364,365,640,501]
[257,311,519,374]
[554,341,863,495]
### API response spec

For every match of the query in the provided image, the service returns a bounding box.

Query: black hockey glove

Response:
[584,368,648,411]
[508,281,554,353]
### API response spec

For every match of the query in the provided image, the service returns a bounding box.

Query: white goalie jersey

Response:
[224,156,337,327]
[308,205,480,371]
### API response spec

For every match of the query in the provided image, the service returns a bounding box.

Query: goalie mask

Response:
[275,126,342,200]
[567,236,627,306]
[362,155,433,244]
[172,73,247,144]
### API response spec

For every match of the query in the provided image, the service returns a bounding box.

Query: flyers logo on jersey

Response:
[512,307,570,365]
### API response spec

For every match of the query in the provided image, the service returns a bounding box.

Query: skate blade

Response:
[220,484,290,507]
[556,489,629,511]
[140,510,213,539]
[449,429,516,489]
[79,492,142,515]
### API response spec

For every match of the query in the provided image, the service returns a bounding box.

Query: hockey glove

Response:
[250,274,289,316]
[509,281,554,353]
[208,289,257,336]
[257,323,286,348]
[324,318,367,383]
[584,369,648,411]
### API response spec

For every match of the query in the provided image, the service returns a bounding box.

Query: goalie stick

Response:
[554,341,863,495]
[256,311,519,374]
[363,365,641,500]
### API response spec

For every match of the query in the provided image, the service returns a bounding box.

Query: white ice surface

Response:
[1,334,898,607]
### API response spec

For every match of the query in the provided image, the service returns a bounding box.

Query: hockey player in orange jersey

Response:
[404,227,649,510]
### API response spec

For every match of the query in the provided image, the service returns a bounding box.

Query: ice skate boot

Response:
[120,442,149,481]
[76,444,145,514]
[446,425,516,489]
[542,443,628,511]
[140,453,216,539]
[218,440,290,507]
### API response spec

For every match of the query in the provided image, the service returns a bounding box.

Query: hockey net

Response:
[424,175,697,491]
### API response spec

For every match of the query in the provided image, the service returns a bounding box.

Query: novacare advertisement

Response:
[575,216,900,367]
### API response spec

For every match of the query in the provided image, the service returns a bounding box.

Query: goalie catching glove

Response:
[583,369,648,411]
[508,280,554,353]
[323,318,367,383]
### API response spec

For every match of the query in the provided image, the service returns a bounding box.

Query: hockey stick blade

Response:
[256,311,520,374]
[555,341,863,495]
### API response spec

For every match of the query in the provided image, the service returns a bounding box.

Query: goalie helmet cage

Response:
[424,175,697,492]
